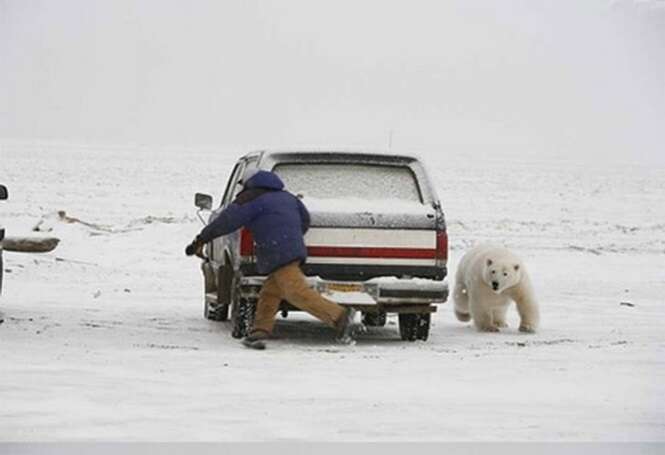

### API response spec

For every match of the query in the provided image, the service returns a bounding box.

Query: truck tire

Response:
[203,263,231,322]
[398,313,430,341]
[231,295,256,339]
[204,301,228,321]
[362,311,387,327]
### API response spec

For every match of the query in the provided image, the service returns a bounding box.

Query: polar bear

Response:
[453,244,539,333]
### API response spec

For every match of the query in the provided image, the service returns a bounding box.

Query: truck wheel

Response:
[231,296,256,339]
[204,301,228,321]
[398,313,430,341]
[362,311,387,327]
[203,263,231,322]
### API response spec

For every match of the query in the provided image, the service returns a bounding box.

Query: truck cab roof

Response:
[240,150,438,207]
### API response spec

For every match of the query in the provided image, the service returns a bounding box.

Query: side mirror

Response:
[0,185,7,200]
[195,193,213,210]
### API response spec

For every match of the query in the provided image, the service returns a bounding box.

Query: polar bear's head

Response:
[483,257,521,294]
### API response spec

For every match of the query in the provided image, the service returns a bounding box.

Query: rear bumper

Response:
[238,275,449,308]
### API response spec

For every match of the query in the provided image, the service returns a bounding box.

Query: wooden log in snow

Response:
[2,236,60,253]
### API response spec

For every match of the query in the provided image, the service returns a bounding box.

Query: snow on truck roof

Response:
[236,150,439,205]
[245,150,423,165]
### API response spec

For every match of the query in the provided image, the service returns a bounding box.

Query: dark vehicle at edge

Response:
[0,184,8,295]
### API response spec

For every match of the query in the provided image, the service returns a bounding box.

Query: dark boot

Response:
[242,330,269,350]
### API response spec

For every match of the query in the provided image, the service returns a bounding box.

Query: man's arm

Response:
[197,201,258,244]
[185,192,266,257]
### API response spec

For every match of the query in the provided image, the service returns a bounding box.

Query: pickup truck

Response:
[0,185,7,295]
[193,151,449,341]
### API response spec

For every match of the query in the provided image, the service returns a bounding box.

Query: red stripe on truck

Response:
[241,228,444,261]
[307,246,436,259]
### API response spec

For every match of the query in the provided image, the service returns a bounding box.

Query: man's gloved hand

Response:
[185,238,205,258]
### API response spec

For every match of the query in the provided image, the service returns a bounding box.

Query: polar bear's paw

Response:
[455,310,471,322]
[478,324,500,333]
[519,324,536,334]
[495,321,509,328]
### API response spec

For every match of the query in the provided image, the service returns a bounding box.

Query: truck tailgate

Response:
[298,201,446,281]
[305,227,437,267]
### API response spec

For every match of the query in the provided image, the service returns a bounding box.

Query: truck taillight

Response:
[240,229,254,257]
[436,230,448,263]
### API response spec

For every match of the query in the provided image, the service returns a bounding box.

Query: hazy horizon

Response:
[1,0,664,163]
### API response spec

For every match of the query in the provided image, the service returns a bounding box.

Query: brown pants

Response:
[251,261,346,335]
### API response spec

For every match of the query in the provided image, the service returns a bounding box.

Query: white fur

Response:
[453,244,539,333]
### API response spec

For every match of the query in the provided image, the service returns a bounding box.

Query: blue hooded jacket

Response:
[197,171,310,274]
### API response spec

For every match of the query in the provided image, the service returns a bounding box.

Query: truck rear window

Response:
[273,163,422,202]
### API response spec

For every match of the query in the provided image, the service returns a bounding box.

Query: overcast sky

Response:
[1,0,663,161]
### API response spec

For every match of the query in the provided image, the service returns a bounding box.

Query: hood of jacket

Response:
[244,171,285,191]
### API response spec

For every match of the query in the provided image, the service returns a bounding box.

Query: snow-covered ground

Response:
[1,144,664,441]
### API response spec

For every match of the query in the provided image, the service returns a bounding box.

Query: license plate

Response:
[325,282,363,293]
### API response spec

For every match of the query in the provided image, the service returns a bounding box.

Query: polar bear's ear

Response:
[486,258,493,267]
[514,264,520,271]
